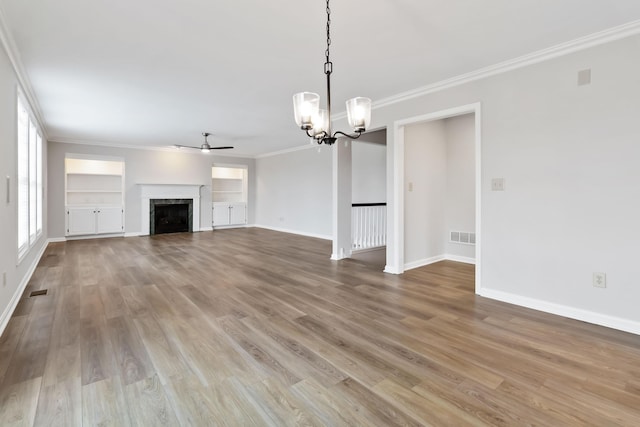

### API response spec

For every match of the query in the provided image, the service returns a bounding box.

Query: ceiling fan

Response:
[175,132,234,153]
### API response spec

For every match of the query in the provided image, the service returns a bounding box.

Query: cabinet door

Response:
[96,207,123,234]
[212,203,231,226]
[229,203,247,225]
[67,207,96,236]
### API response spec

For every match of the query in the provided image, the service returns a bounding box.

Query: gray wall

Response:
[48,142,255,238]
[0,42,48,331]
[404,120,447,266]
[444,114,476,259]
[367,34,640,327]
[352,141,386,204]
[255,147,332,239]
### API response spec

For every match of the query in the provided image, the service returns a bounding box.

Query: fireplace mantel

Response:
[139,184,203,235]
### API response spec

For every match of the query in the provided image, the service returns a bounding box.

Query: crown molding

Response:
[372,19,640,110]
[255,143,319,159]
[0,3,48,140]
[51,135,320,160]
[308,21,640,127]
[49,137,256,159]
[50,137,188,152]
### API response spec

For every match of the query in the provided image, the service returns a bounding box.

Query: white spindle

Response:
[351,204,386,251]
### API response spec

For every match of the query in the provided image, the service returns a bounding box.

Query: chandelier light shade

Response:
[346,97,372,132]
[312,109,329,138]
[293,0,371,145]
[293,92,320,130]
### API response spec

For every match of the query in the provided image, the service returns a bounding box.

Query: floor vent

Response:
[29,289,48,297]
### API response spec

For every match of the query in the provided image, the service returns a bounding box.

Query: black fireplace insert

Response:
[150,199,193,234]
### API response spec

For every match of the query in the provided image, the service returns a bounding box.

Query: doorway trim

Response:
[385,102,482,294]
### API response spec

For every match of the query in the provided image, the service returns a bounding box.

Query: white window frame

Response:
[17,90,44,261]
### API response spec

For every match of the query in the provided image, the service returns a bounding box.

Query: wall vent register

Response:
[450,231,476,245]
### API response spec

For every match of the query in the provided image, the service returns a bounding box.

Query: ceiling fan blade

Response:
[174,132,234,151]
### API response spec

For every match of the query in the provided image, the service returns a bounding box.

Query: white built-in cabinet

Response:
[65,157,125,236]
[66,206,124,235]
[212,166,247,227]
[212,202,246,226]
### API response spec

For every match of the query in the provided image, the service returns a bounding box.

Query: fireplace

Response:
[150,199,193,235]
[138,184,203,236]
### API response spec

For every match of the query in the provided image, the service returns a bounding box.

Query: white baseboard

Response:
[404,255,445,271]
[0,240,49,338]
[65,233,125,241]
[125,230,212,237]
[404,253,476,271]
[352,246,386,254]
[212,224,249,230]
[252,224,332,241]
[479,288,640,336]
[50,232,142,241]
[384,265,403,274]
[444,254,476,265]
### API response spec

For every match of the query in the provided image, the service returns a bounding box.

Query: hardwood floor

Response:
[1,228,639,426]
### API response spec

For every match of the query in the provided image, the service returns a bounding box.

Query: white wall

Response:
[47,142,255,238]
[367,34,640,331]
[352,140,386,204]
[333,140,352,259]
[0,40,48,333]
[444,114,476,259]
[404,121,447,266]
[255,146,332,239]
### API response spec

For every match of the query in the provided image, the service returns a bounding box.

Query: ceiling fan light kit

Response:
[292,0,371,146]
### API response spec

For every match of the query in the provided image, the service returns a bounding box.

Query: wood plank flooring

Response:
[1,228,640,426]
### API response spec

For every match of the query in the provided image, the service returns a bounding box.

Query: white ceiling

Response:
[2,0,640,156]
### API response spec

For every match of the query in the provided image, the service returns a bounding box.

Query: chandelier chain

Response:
[325,0,331,68]
[294,0,368,145]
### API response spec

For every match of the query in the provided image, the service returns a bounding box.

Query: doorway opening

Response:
[388,103,481,293]
[350,128,387,269]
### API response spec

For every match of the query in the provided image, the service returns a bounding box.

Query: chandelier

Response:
[292,0,372,145]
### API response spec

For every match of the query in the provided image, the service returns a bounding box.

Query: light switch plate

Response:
[578,69,591,86]
[491,178,505,191]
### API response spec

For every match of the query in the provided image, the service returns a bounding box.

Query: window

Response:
[17,95,43,258]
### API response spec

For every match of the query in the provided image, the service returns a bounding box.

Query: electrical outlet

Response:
[593,272,606,288]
